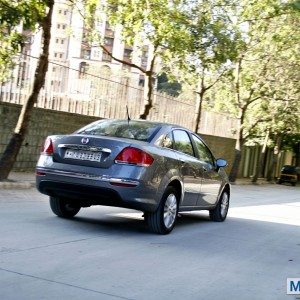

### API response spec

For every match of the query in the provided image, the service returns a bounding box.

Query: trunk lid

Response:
[51,134,132,169]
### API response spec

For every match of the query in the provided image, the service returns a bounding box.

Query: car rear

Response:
[36,120,164,212]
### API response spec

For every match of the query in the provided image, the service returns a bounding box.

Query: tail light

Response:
[115,147,154,167]
[42,137,54,155]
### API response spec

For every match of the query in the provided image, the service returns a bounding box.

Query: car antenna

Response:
[126,105,131,125]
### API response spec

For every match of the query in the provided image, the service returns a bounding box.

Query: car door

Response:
[172,130,203,207]
[190,134,222,206]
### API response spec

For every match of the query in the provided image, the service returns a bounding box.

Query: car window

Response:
[191,134,214,165]
[77,120,160,142]
[173,130,194,156]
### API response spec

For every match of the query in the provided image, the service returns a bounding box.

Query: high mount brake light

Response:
[115,147,154,167]
[42,137,54,155]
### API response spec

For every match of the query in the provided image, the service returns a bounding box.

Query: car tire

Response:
[292,182,296,187]
[277,180,282,184]
[209,191,229,222]
[145,186,179,234]
[49,197,81,218]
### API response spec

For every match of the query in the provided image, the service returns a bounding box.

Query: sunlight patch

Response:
[109,212,144,220]
[228,202,300,226]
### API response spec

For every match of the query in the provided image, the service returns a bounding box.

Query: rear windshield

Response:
[76,120,160,142]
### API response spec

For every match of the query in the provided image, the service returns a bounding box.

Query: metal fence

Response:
[0,54,237,139]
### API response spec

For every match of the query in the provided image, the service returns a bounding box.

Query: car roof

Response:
[110,119,187,130]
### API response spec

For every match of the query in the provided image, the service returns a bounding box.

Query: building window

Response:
[64,10,68,15]
[124,48,132,58]
[104,37,114,46]
[56,38,59,43]
[79,62,89,78]
[123,47,133,63]
[54,52,64,59]
[57,23,66,30]
[139,75,145,86]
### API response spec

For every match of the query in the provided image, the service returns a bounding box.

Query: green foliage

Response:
[0,0,47,80]
[157,73,182,96]
[106,0,190,52]
[210,0,300,147]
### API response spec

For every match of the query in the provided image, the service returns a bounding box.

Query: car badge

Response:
[81,137,89,144]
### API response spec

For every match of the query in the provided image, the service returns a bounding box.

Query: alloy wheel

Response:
[163,193,177,228]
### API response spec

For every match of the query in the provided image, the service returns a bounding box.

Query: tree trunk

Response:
[194,76,205,133]
[229,143,242,183]
[229,117,243,182]
[140,71,154,120]
[267,135,282,181]
[194,91,204,133]
[266,148,275,182]
[295,142,300,167]
[252,129,269,183]
[0,1,54,181]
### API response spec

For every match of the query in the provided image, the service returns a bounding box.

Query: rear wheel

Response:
[49,197,81,218]
[209,191,229,222]
[145,187,179,234]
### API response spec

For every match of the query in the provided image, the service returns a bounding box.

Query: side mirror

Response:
[216,158,227,169]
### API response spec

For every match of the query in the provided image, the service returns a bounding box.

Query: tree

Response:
[82,0,191,119]
[252,81,300,182]
[212,0,300,182]
[161,0,240,133]
[0,0,47,80]
[0,0,54,180]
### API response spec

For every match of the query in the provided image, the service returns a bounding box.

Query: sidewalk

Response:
[0,172,276,189]
[0,172,36,189]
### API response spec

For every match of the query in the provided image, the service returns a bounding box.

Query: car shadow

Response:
[60,210,212,235]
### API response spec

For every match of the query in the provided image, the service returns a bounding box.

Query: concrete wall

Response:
[0,102,236,172]
[201,134,236,172]
[0,102,99,171]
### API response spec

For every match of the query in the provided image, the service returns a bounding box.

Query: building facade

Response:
[18,1,153,100]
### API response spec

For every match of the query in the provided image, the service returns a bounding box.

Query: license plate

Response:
[64,150,102,162]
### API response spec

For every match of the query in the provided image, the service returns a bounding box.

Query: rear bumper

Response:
[279,175,297,183]
[36,168,159,212]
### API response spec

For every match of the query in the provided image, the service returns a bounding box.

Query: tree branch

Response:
[204,68,228,91]
[100,44,146,73]
[243,117,272,140]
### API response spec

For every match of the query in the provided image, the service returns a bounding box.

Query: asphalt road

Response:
[0,184,299,300]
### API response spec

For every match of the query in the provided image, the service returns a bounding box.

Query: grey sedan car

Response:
[36,119,230,234]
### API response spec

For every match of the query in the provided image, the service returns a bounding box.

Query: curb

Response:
[0,182,35,189]
[232,180,277,186]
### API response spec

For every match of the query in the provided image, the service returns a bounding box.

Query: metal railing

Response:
[0,54,237,138]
